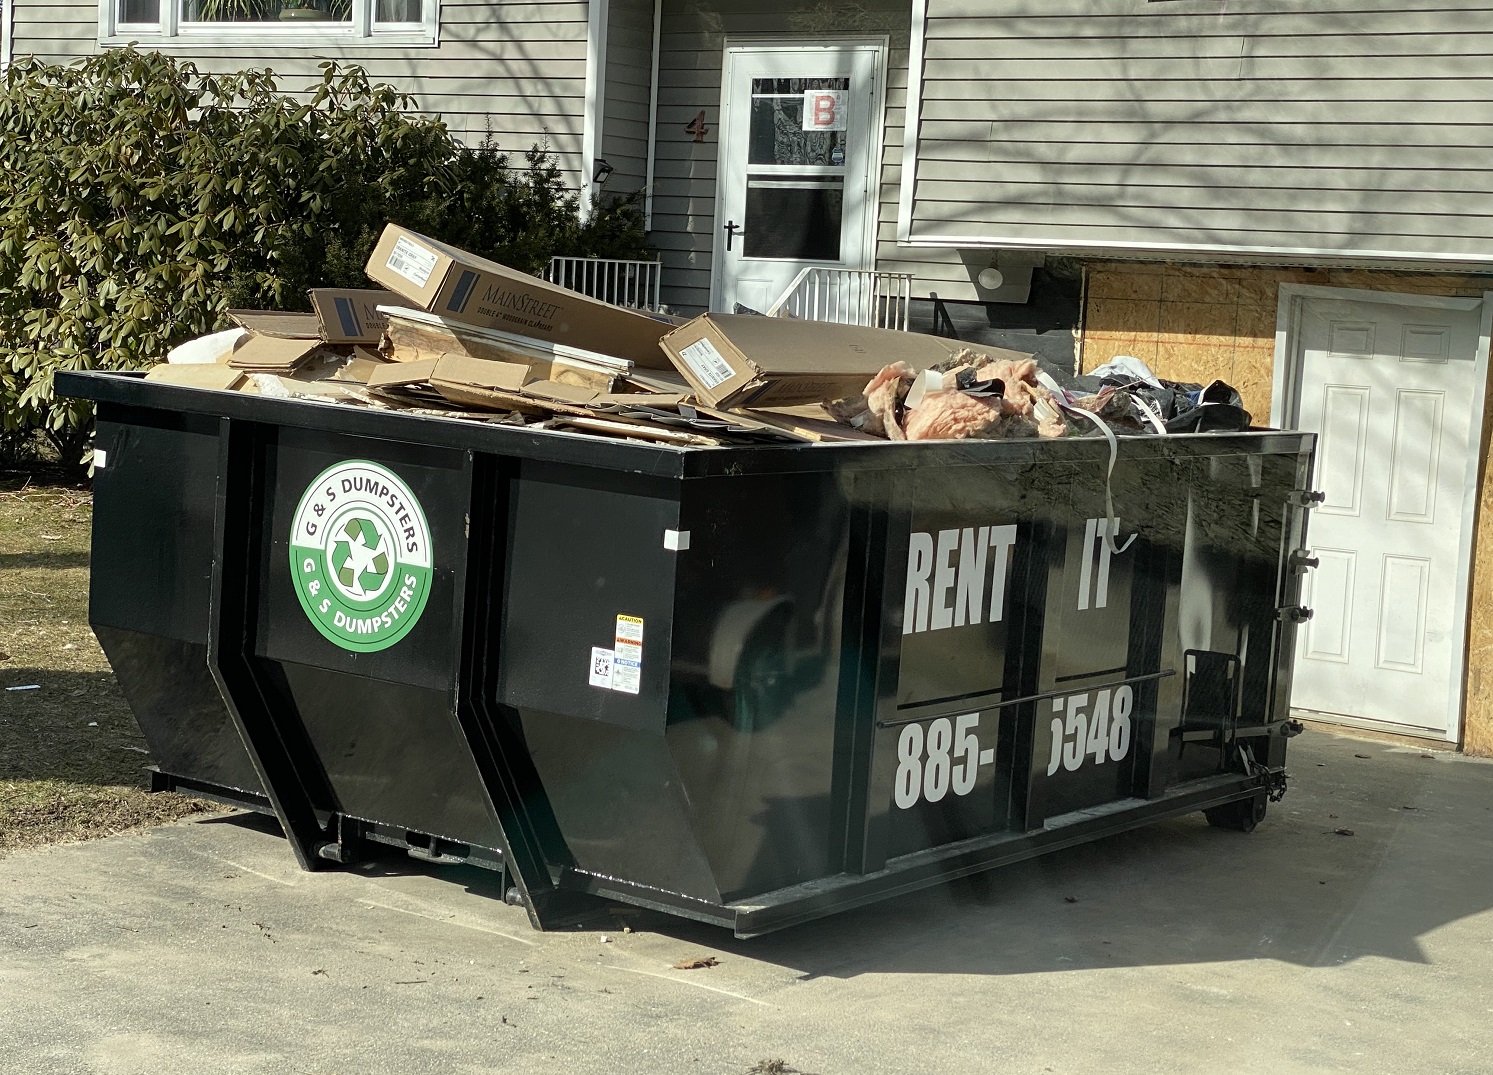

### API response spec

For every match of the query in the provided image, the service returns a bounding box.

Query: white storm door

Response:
[1290,295,1483,740]
[712,43,882,314]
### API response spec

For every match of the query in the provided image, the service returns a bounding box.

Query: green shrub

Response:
[0,48,647,473]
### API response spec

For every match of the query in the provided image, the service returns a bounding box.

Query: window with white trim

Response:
[103,0,437,45]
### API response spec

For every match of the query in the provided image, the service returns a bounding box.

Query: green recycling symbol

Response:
[331,516,391,599]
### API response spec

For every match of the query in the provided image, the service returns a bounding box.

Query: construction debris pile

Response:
[144,224,1250,447]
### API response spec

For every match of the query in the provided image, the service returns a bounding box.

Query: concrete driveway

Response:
[2,728,1490,1075]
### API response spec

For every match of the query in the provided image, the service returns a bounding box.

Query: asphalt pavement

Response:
[2,727,1490,1075]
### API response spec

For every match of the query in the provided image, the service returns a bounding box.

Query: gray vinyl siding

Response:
[910,0,1493,265]
[10,0,92,60]
[652,0,980,314]
[9,0,589,185]
[599,0,652,197]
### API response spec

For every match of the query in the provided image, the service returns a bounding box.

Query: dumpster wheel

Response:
[1203,793,1267,833]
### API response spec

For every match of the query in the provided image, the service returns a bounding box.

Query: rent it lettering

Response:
[904,525,1018,634]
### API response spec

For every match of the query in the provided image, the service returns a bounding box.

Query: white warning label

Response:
[612,614,643,695]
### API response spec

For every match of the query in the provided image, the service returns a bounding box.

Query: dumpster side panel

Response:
[273,666,497,845]
[1171,450,1304,782]
[1020,454,1189,828]
[91,408,263,796]
[665,472,850,902]
[869,443,1308,864]
[499,463,681,730]
[247,429,503,848]
[94,629,264,795]
[497,463,727,900]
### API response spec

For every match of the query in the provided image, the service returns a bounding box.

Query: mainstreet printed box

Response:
[364,225,673,369]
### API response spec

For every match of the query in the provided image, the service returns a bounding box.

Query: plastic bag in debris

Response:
[166,327,249,365]
[1087,354,1164,390]
[1069,354,1251,434]
[1165,379,1252,433]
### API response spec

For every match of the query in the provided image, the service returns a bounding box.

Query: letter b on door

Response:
[801,89,846,132]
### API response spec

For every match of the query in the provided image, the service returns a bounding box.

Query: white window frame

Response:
[100,0,439,47]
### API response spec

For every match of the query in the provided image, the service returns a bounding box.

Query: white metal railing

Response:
[545,256,664,311]
[765,267,914,331]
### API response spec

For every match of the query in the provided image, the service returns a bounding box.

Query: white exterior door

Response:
[1288,292,1485,740]
[711,43,883,314]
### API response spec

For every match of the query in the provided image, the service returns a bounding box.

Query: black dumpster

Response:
[60,370,1316,937]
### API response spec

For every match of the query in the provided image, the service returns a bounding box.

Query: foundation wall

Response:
[1079,261,1493,756]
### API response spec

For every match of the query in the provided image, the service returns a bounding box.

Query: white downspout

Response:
[643,0,662,230]
[581,0,611,214]
[2,0,14,71]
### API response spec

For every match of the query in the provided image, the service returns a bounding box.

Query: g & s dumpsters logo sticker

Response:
[289,460,432,653]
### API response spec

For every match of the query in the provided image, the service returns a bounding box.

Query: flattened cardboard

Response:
[227,310,322,339]
[144,363,245,391]
[548,414,716,446]
[365,224,673,368]
[330,347,391,384]
[368,358,438,388]
[310,288,394,344]
[688,406,816,443]
[426,353,531,393]
[520,379,600,405]
[594,391,687,407]
[659,314,957,409]
[745,404,886,443]
[623,368,692,394]
[226,334,323,372]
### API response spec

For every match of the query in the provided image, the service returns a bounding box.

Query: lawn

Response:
[0,473,209,855]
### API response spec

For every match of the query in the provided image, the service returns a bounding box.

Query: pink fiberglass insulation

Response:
[904,389,1023,440]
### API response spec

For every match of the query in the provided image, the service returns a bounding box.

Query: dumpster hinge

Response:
[315,814,366,865]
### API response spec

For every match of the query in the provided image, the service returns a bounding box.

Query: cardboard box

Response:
[378,306,622,391]
[310,288,395,344]
[364,224,674,369]
[659,314,957,409]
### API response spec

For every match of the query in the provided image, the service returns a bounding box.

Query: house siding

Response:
[8,0,590,184]
[651,0,983,315]
[599,0,652,197]
[910,0,1493,266]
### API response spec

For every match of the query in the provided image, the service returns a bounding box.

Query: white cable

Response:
[1061,404,1138,558]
